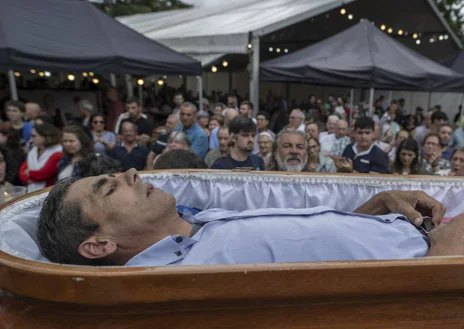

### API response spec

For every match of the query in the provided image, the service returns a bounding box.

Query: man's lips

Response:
[146,183,154,196]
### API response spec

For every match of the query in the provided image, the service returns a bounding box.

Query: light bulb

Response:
[348,14,353,20]
[284,48,288,53]
[398,30,403,35]
[82,72,88,77]
[30,69,36,74]
[222,61,228,67]
[157,79,164,86]
[380,25,386,31]
[430,38,434,43]
[89,72,94,77]
[211,66,218,73]
[137,79,144,86]
[44,71,51,77]
[276,48,281,53]
[67,74,75,81]
[387,28,393,34]
[444,35,449,40]
[14,72,20,77]
[413,33,418,39]
[269,47,273,52]
[38,72,44,77]
[247,44,252,49]
[92,78,99,84]
[439,35,444,40]
[416,39,421,45]
[340,8,346,15]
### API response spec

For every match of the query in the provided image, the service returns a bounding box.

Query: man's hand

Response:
[354,190,446,227]
[331,156,353,173]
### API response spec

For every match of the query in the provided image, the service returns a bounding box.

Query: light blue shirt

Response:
[174,122,208,159]
[125,207,429,267]
[209,127,219,150]
[451,128,464,149]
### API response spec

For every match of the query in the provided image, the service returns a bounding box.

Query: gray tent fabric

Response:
[0,0,201,76]
[442,51,464,75]
[261,21,464,92]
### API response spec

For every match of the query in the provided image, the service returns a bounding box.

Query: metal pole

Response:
[110,74,117,87]
[368,87,374,117]
[8,70,18,101]
[138,84,143,107]
[460,93,464,128]
[125,74,133,98]
[388,90,393,105]
[198,75,203,111]
[350,88,354,122]
[250,35,260,117]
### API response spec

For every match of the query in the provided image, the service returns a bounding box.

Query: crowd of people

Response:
[1,88,464,193]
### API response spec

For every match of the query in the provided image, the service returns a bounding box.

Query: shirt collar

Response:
[352,143,374,157]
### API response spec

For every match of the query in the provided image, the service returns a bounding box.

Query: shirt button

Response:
[175,251,182,257]
[175,237,183,243]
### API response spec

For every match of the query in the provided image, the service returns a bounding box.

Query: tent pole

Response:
[138,84,143,107]
[427,92,432,110]
[350,88,354,123]
[250,35,260,117]
[460,93,464,128]
[198,75,203,111]
[110,74,117,87]
[8,70,18,101]
[125,74,133,98]
[388,90,392,105]
[368,87,374,117]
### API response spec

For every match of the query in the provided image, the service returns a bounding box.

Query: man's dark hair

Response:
[434,104,442,111]
[37,178,101,265]
[80,154,122,178]
[125,96,140,106]
[153,149,207,169]
[228,115,256,135]
[34,122,61,147]
[423,132,440,146]
[240,100,254,110]
[256,112,270,121]
[5,100,26,113]
[431,111,448,123]
[437,123,453,133]
[354,116,375,131]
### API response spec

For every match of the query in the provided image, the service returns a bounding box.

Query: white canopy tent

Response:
[119,0,462,115]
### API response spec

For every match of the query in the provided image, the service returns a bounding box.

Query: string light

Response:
[416,39,421,45]
[247,44,252,49]
[67,74,75,81]
[157,79,164,86]
[211,66,218,73]
[340,8,346,15]
[82,72,88,77]
[439,35,444,40]
[38,72,44,77]
[444,35,449,40]
[92,78,99,84]
[276,48,281,53]
[137,79,144,86]
[269,47,273,52]
[380,25,386,31]
[413,33,418,39]
[178,75,183,79]
[284,48,289,53]
[398,29,403,36]
[430,38,435,43]
[14,72,20,77]
[348,14,353,20]
[387,28,393,34]
[30,69,36,74]
[222,60,228,67]
[89,72,94,77]
[44,71,51,77]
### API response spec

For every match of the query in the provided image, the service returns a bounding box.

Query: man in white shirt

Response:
[288,109,306,132]
[319,115,339,140]
[320,119,348,154]
[415,111,433,145]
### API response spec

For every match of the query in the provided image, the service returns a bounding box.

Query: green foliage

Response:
[94,0,191,17]
[434,0,464,39]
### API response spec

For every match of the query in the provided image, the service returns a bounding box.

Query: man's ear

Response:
[78,235,117,260]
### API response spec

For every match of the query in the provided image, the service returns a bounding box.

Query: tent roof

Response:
[442,51,464,75]
[260,21,464,92]
[0,0,201,76]
[118,0,461,60]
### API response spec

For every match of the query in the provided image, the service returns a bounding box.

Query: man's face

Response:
[165,117,178,134]
[391,103,398,112]
[234,131,255,153]
[335,121,348,139]
[438,126,452,146]
[451,151,464,176]
[122,123,137,143]
[214,106,223,116]
[423,115,432,127]
[309,96,316,103]
[396,131,409,147]
[25,103,40,121]
[306,123,319,140]
[228,96,237,108]
[355,128,374,149]
[256,115,268,130]
[308,138,320,158]
[327,118,338,134]
[218,129,230,153]
[374,124,382,141]
[289,111,303,129]
[239,104,251,118]
[275,133,307,172]
[66,169,177,260]
[424,136,440,156]
[174,95,184,107]
[6,106,23,122]
[180,105,196,128]
[126,102,141,120]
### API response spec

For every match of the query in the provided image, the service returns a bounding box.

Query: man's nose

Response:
[123,168,139,186]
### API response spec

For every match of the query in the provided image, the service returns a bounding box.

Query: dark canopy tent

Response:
[0,0,201,76]
[260,21,464,92]
[442,51,464,75]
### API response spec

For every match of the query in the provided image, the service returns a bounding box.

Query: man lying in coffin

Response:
[37,168,458,266]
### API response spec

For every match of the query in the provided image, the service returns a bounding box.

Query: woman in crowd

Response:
[19,123,63,192]
[0,123,26,185]
[208,115,224,132]
[152,131,191,168]
[258,132,275,171]
[306,137,336,173]
[57,125,93,180]
[197,111,210,137]
[388,130,410,163]
[0,146,13,188]
[89,114,116,155]
[436,148,464,176]
[390,138,422,175]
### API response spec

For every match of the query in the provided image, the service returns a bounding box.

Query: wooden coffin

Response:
[1,170,464,329]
